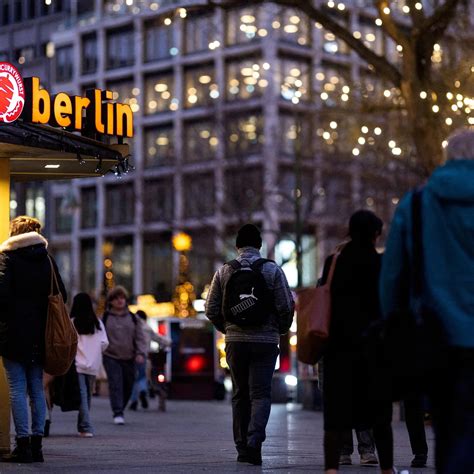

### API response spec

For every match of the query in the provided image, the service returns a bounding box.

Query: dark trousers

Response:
[225,342,279,453]
[404,397,428,456]
[428,349,474,474]
[103,355,135,417]
[341,429,375,456]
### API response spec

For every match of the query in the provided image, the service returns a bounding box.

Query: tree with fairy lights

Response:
[165,0,473,175]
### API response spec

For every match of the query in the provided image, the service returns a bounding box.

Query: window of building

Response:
[107,78,138,112]
[226,57,267,101]
[280,113,313,159]
[81,187,97,229]
[226,6,265,45]
[144,125,175,167]
[280,56,310,103]
[315,113,355,155]
[54,248,72,298]
[145,72,176,114]
[183,173,215,218]
[183,120,217,162]
[224,167,263,215]
[278,167,314,214]
[106,183,134,226]
[80,239,96,293]
[107,236,133,293]
[226,113,264,158]
[54,196,73,234]
[2,3,10,25]
[143,235,173,301]
[26,0,36,18]
[323,29,350,56]
[145,18,174,62]
[106,27,134,70]
[82,33,98,74]
[184,64,217,108]
[359,20,383,55]
[188,229,216,296]
[14,0,23,22]
[185,12,213,54]
[274,8,311,47]
[143,179,174,222]
[25,185,45,225]
[56,45,74,82]
[315,63,351,108]
[16,46,35,66]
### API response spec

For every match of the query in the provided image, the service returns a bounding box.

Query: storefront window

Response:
[184,64,218,108]
[145,72,177,114]
[183,120,217,162]
[226,57,267,101]
[226,113,264,158]
[144,125,175,167]
[143,179,174,222]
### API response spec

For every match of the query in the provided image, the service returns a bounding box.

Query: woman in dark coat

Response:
[320,210,393,474]
[0,216,66,463]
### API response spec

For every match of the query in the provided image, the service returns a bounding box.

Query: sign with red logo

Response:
[0,62,25,123]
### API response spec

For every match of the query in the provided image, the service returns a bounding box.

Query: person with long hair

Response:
[320,210,394,474]
[71,293,109,437]
[0,216,66,463]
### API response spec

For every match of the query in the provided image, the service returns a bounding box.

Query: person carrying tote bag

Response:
[0,216,67,464]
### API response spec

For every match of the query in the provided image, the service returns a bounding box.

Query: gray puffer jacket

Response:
[205,247,295,344]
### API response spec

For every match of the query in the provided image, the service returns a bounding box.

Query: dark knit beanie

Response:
[236,224,262,249]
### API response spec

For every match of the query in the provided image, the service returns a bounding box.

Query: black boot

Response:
[2,437,33,463]
[139,391,149,409]
[31,436,44,463]
[246,446,262,466]
[44,420,51,438]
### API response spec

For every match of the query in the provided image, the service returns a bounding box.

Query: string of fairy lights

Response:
[97,0,472,166]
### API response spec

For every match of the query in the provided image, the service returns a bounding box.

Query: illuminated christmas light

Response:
[383,7,391,14]
[375,18,383,26]
[352,148,360,156]
[420,91,427,99]
[432,105,440,113]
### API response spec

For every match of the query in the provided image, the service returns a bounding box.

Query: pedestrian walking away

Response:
[71,293,109,437]
[0,216,67,463]
[339,429,379,466]
[380,128,474,474]
[319,211,394,474]
[102,286,147,425]
[205,223,295,466]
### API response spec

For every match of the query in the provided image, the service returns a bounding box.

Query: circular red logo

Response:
[0,62,25,123]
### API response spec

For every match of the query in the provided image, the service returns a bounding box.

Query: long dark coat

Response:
[320,240,382,431]
[0,232,67,364]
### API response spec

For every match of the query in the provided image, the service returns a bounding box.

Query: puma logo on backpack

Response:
[222,258,273,327]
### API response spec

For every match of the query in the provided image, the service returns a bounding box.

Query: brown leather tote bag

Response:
[44,256,78,376]
[296,250,340,365]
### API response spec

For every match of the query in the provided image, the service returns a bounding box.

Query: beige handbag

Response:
[44,256,78,376]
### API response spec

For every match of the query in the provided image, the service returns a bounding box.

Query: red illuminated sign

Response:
[0,62,25,123]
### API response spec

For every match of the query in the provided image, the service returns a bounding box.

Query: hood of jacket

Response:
[0,232,49,260]
[426,159,474,203]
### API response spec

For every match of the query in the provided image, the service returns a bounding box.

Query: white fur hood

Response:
[0,232,48,252]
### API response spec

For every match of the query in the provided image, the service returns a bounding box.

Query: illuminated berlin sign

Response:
[0,62,133,138]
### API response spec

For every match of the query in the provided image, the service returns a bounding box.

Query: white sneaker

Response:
[113,416,125,425]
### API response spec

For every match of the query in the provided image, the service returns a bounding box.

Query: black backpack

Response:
[222,258,273,327]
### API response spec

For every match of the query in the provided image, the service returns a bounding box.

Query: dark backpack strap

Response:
[102,311,109,328]
[250,258,273,272]
[411,187,424,297]
[226,259,241,270]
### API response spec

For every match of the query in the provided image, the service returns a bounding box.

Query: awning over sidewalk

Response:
[0,122,131,181]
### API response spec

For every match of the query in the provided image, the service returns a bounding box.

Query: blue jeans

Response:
[130,361,147,403]
[77,373,95,434]
[103,355,135,417]
[2,357,46,438]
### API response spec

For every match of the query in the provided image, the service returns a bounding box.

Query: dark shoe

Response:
[2,437,33,463]
[129,401,138,411]
[139,391,149,409]
[237,453,250,463]
[44,420,51,438]
[31,436,44,463]
[339,454,352,465]
[411,454,427,468]
[246,446,262,466]
[360,452,378,465]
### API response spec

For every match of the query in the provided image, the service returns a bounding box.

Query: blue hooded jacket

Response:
[380,159,474,348]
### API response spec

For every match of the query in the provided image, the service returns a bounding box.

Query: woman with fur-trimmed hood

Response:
[0,216,66,464]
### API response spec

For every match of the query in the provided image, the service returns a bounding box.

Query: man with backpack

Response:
[102,286,147,425]
[205,224,295,466]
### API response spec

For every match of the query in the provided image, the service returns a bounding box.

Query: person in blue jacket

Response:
[380,128,474,474]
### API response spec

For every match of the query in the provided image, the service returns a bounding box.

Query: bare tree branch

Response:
[417,0,462,38]
[375,0,410,49]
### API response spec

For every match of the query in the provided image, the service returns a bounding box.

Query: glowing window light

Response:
[330,121,338,129]
[327,0,335,7]
[198,75,212,84]
[420,91,427,99]
[415,2,423,9]
[263,62,270,70]
[445,117,453,125]
[179,8,187,18]
[258,29,268,37]
[374,127,382,135]
[451,104,458,112]
[284,25,299,34]
[154,83,168,92]
[383,7,391,14]
[289,15,300,24]
[366,33,376,42]
[316,72,325,81]
[323,131,331,140]
[337,3,346,10]
[342,85,350,94]
[361,126,369,134]
[375,18,383,26]
[321,92,329,101]
[432,105,440,113]
[241,15,255,23]
[272,21,281,29]
[358,137,366,145]
[341,94,349,101]
[164,18,172,26]
[352,148,360,156]
[403,5,410,13]
[353,31,362,39]
[388,140,396,148]
[392,147,402,156]
[383,89,391,98]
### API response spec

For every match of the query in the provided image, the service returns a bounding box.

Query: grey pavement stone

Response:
[0,397,435,473]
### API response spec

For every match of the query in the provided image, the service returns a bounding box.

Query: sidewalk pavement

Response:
[0,397,435,473]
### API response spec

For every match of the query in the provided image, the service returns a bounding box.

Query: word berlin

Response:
[21,77,133,138]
